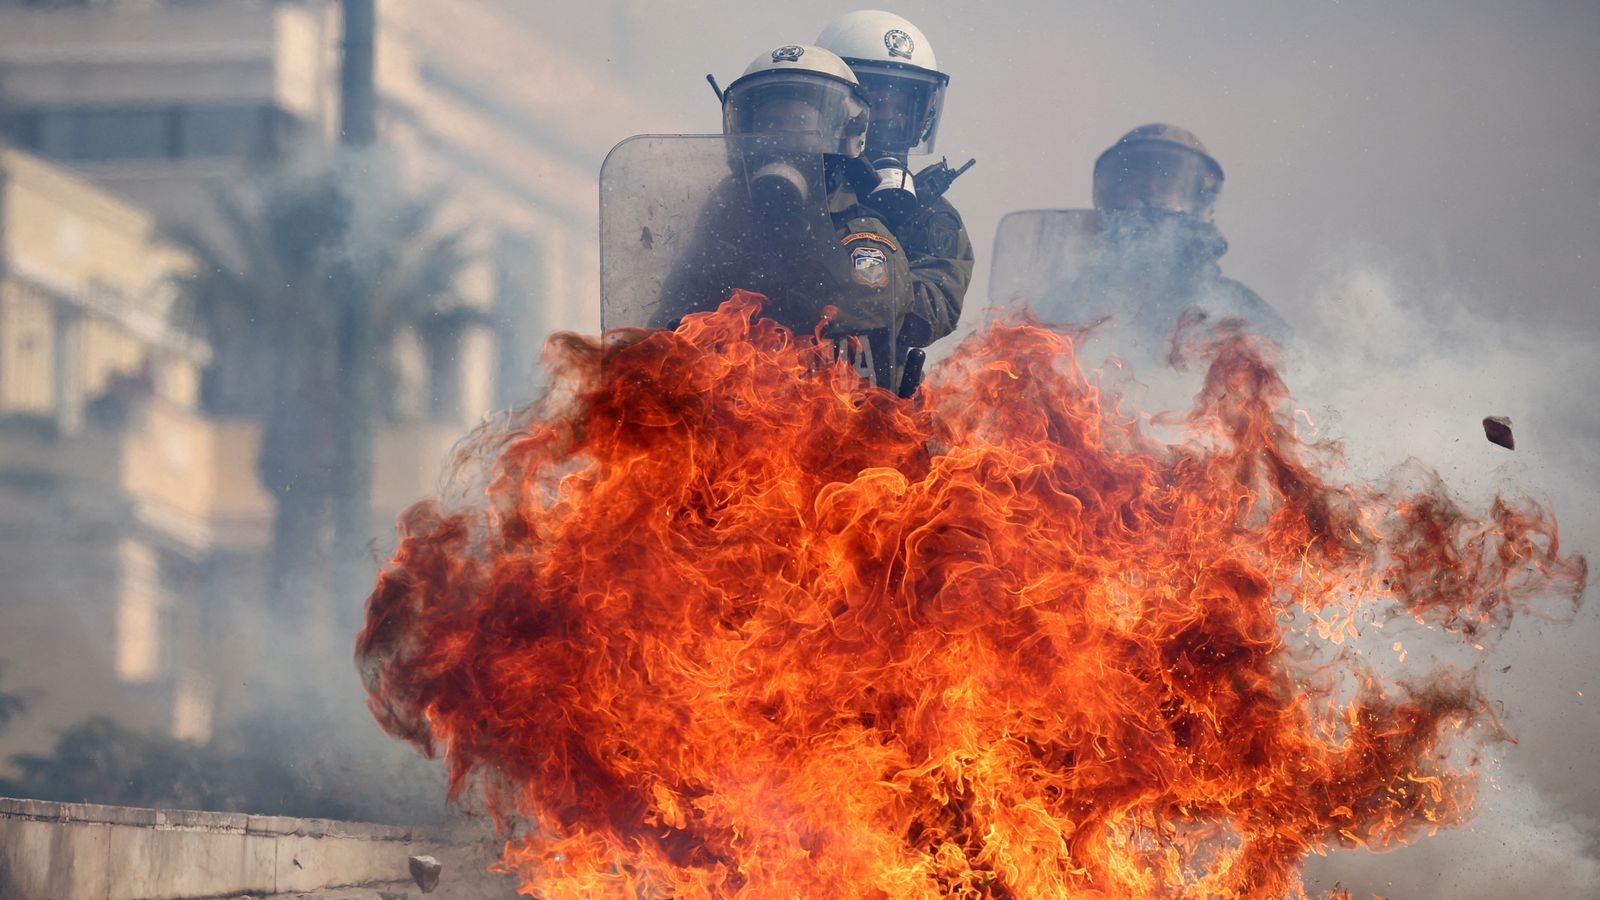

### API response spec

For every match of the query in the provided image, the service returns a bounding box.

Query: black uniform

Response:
[892,193,972,350]
[654,158,967,391]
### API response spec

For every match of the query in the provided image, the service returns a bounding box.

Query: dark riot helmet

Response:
[1093,124,1225,221]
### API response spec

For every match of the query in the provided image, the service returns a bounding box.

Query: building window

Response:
[0,104,284,162]
[179,105,274,158]
[0,111,40,147]
[80,109,173,161]
[34,110,81,159]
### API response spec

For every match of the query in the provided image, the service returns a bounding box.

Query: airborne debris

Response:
[408,855,442,893]
[1483,415,1515,449]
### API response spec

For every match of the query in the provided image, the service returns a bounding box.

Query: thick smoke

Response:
[1282,249,1600,892]
[1304,764,1600,897]
[990,227,1600,893]
[398,2,1600,892]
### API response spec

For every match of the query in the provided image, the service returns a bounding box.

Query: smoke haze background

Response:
[517,0,1599,336]
[5,2,1587,895]
[485,1,1598,893]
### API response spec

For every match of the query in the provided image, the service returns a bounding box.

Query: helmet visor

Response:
[853,64,947,156]
[723,73,868,157]
[1093,143,1222,219]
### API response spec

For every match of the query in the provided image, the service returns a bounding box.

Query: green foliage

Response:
[0,659,450,822]
[0,717,220,811]
[0,711,451,824]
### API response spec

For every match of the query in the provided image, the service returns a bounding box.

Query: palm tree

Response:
[172,162,475,624]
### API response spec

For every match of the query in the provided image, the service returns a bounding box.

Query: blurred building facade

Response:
[0,144,256,753]
[0,0,655,764]
[0,0,650,403]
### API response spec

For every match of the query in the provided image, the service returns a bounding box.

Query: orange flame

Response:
[357,294,1585,898]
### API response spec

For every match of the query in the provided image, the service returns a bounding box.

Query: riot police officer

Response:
[1082,123,1289,341]
[816,10,974,355]
[654,43,965,393]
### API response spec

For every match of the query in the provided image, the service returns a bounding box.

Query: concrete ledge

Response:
[0,797,157,827]
[159,808,248,832]
[0,797,497,900]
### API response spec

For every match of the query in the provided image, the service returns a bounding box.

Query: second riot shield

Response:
[985,209,1104,318]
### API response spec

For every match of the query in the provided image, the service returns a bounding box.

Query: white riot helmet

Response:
[816,10,949,157]
[722,44,871,159]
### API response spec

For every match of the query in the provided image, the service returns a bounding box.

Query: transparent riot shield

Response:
[985,209,1104,316]
[986,209,1235,405]
[599,133,832,333]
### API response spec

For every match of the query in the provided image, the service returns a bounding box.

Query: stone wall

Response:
[0,797,503,900]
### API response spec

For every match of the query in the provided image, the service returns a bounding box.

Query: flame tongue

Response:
[358,296,1584,898]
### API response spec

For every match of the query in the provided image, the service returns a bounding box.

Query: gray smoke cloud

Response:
[1304,762,1600,898]
[1276,244,1600,893]
[468,2,1600,892]
[3,0,1558,888]
[972,224,1600,894]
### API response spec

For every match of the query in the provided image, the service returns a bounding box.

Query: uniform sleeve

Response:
[656,180,960,344]
[895,196,974,347]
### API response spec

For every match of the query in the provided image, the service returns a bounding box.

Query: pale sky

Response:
[509,0,1600,341]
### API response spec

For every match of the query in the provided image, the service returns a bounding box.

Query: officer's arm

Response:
[798,227,913,335]
[896,196,972,347]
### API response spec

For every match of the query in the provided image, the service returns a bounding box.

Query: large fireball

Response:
[356,294,1584,898]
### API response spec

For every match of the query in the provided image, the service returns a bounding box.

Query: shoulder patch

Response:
[840,231,900,253]
[849,245,890,288]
